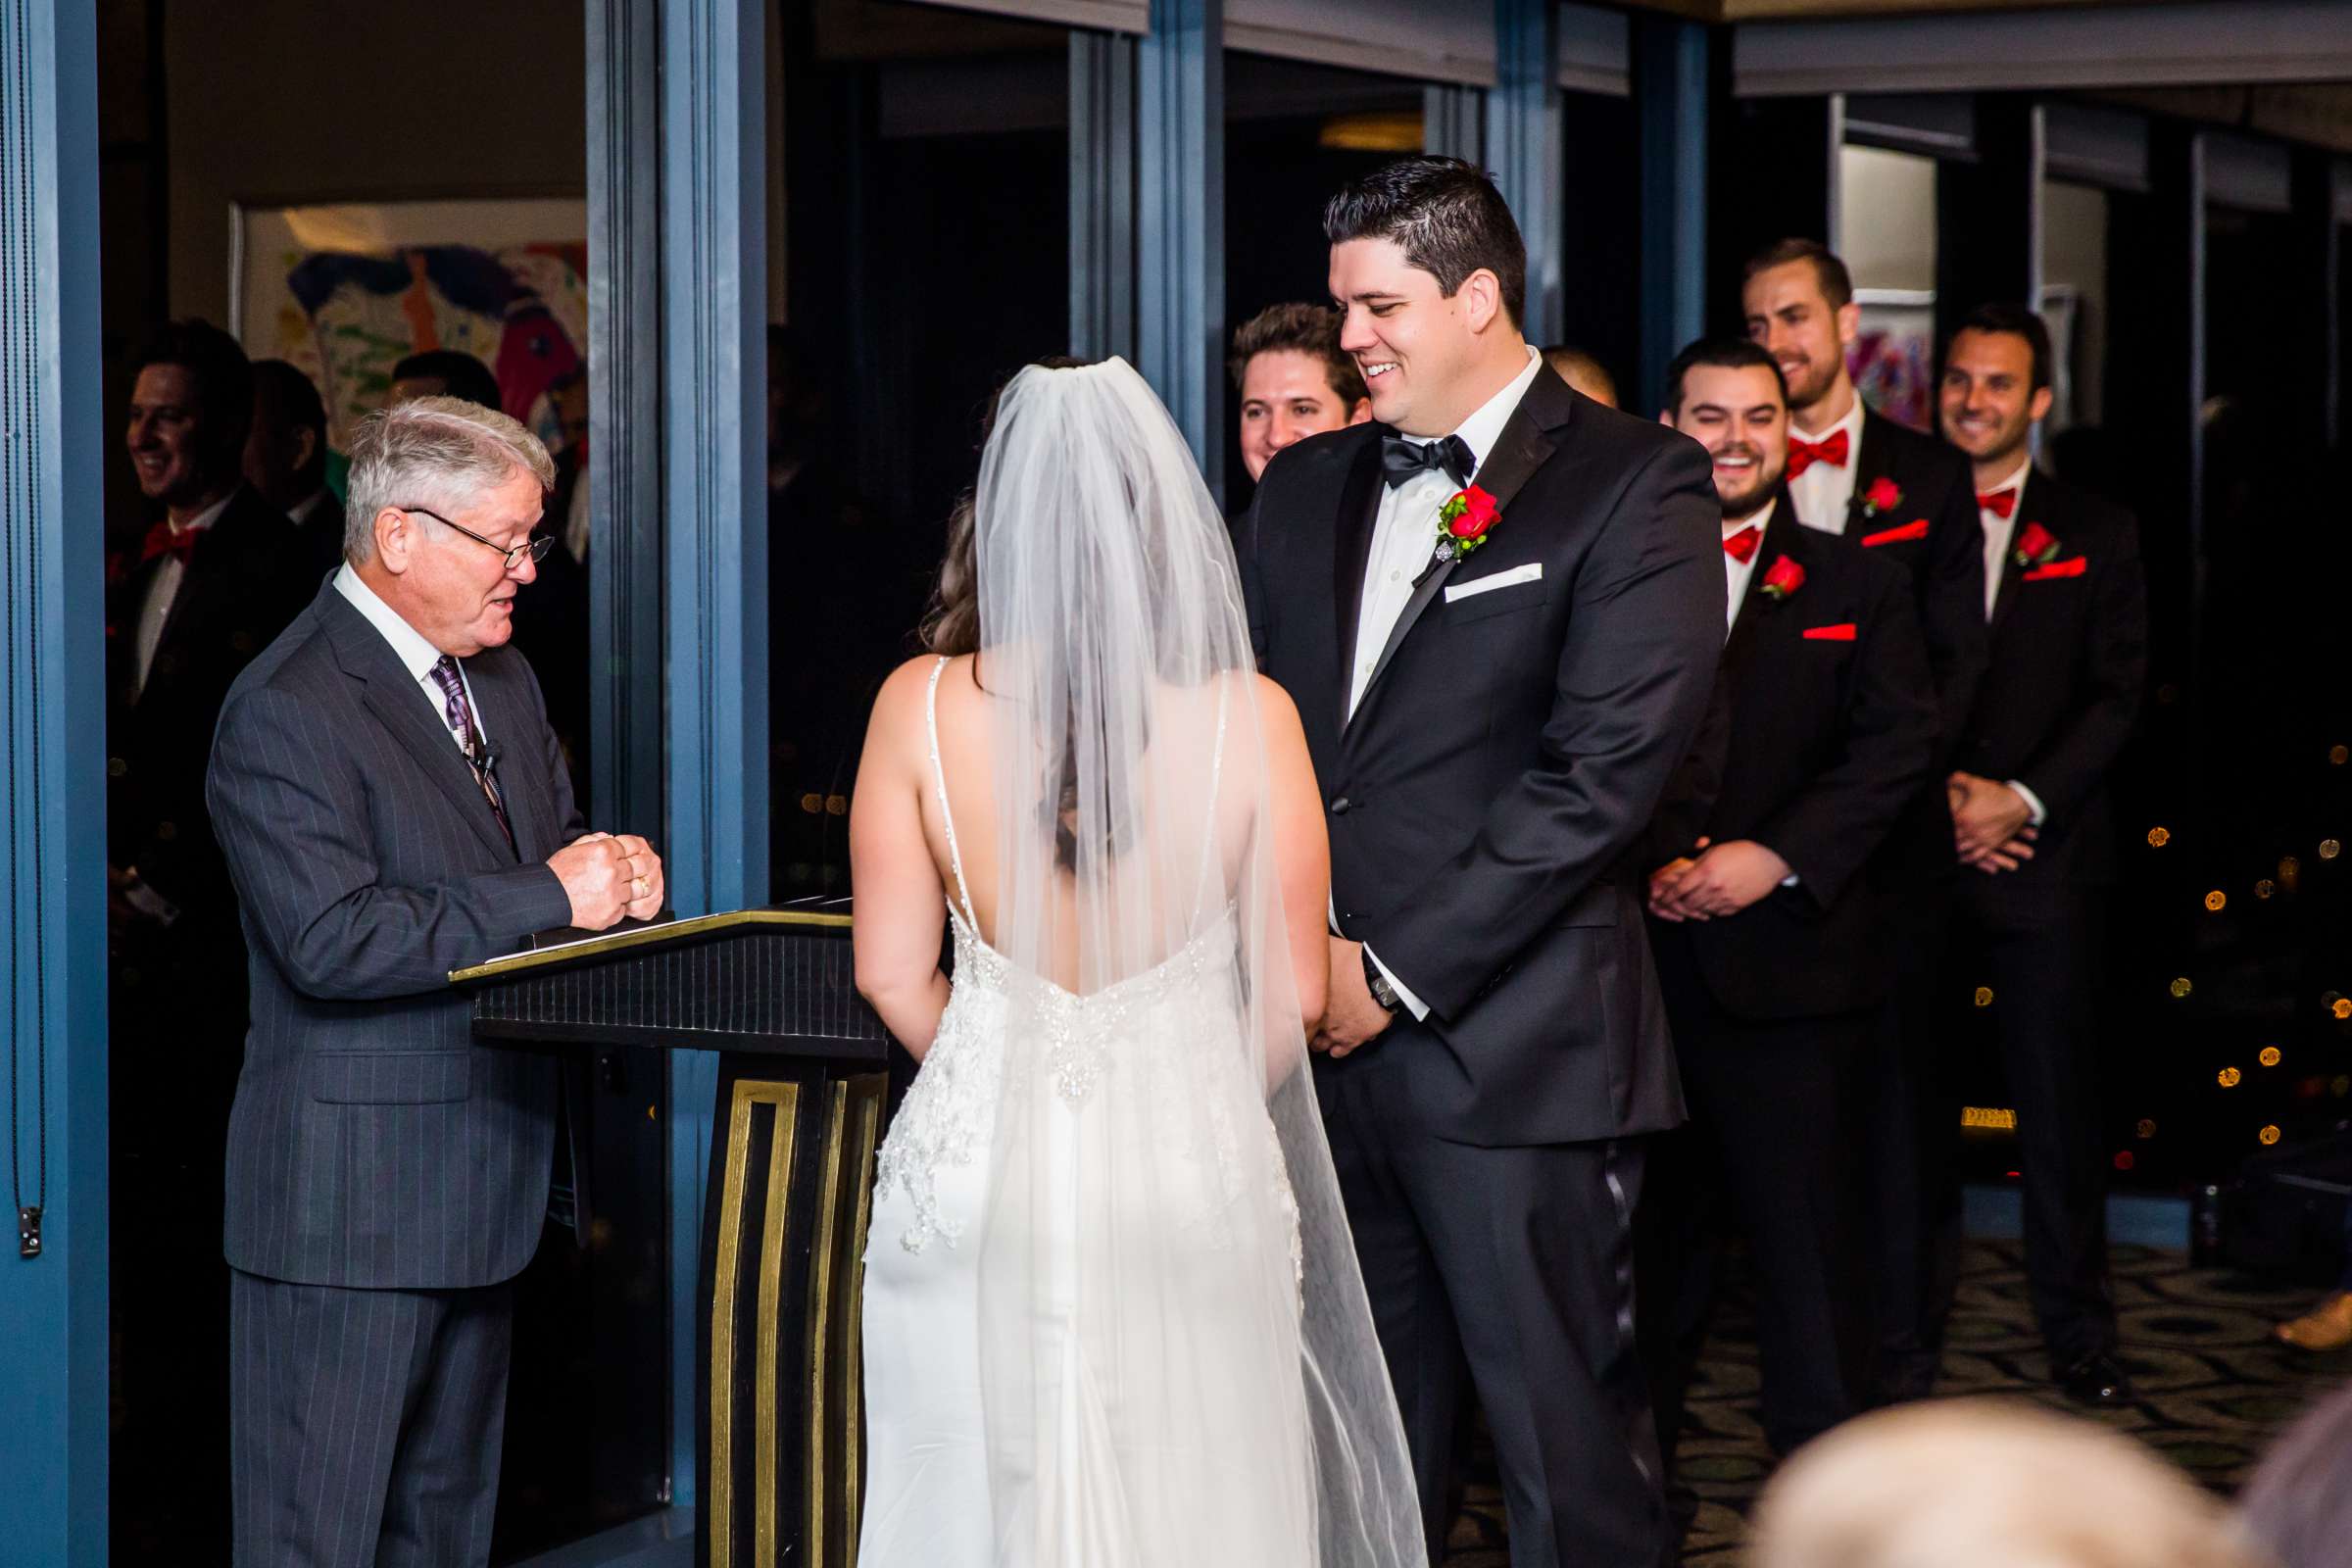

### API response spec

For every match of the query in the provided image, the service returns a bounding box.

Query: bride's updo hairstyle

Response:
[922,356,1097,658]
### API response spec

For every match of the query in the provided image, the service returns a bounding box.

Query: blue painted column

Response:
[1424,84,1485,166]
[0,1,109,1563]
[1137,0,1224,496]
[658,0,768,1508]
[1070,29,1139,364]
[1488,0,1561,344]
[1634,16,1709,416]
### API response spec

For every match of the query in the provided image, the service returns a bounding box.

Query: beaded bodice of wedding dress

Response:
[855,658,1307,1568]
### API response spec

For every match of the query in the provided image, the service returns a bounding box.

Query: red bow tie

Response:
[1787,428,1849,479]
[1977,488,2019,519]
[1723,525,1762,564]
[138,520,201,568]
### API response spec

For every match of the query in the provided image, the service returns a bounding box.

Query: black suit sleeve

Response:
[1918,459,1989,762]
[1642,664,1730,872]
[1363,437,1724,1020]
[206,686,574,1002]
[1235,491,1269,666]
[1755,569,1938,907]
[2016,513,2147,828]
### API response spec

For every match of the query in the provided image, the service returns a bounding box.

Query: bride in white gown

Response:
[847,358,1423,1567]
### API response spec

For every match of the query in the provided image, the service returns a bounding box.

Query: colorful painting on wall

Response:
[1850,291,1936,435]
[232,198,589,468]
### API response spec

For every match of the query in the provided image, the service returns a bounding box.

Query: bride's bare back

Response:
[850,651,1331,1057]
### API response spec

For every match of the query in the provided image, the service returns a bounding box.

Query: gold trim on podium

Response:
[756,1092,800,1565]
[705,1070,889,1568]
[806,1084,850,1568]
[710,1079,801,1568]
[448,906,851,984]
[842,1078,883,1566]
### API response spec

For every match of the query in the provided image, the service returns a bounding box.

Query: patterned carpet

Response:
[1441,1240,2352,1566]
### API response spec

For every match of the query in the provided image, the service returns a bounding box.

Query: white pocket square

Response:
[1445,562,1543,603]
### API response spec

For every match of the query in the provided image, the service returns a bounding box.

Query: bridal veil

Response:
[962,357,1422,1567]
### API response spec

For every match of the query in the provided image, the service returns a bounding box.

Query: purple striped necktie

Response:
[428,655,514,849]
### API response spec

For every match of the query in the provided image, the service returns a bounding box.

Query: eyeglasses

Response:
[397,504,554,572]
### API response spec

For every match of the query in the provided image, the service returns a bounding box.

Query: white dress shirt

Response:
[132,487,238,699]
[333,563,488,753]
[288,488,331,527]
[1970,456,2047,828]
[1788,395,1865,538]
[1722,499,1775,635]
[1348,345,1544,717]
[1345,346,1544,1021]
[1975,455,2030,619]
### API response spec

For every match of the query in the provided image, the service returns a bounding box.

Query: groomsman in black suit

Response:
[1743,240,1989,1396]
[1640,339,1938,1463]
[108,322,316,1547]
[1931,303,2148,1404]
[1243,157,1722,1567]
[244,357,347,580]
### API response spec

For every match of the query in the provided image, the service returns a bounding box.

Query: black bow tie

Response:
[1381,433,1476,491]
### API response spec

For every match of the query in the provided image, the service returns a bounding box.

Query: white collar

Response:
[288,488,332,526]
[1426,345,1543,480]
[333,562,450,684]
[169,486,239,538]
[1725,496,1778,540]
[1981,455,2032,500]
[1792,389,1866,447]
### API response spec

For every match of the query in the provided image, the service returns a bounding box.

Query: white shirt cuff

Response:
[2006,780,2048,828]
[1364,945,1431,1022]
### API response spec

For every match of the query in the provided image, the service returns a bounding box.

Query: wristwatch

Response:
[1362,948,1402,1014]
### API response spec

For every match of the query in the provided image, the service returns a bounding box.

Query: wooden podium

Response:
[453,906,890,1568]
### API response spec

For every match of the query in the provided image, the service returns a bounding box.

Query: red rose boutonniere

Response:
[2012,520,2062,568]
[1760,555,1805,601]
[1860,476,1903,519]
[1435,485,1501,564]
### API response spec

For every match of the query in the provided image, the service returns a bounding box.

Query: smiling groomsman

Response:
[1931,303,2147,1405]
[1640,338,1937,1471]
[1742,240,1988,1397]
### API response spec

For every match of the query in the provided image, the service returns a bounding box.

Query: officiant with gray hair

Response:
[206,394,664,1566]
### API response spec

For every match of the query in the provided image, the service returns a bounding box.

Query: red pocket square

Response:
[1802,623,1858,642]
[1860,517,1930,548]
[2025,556,2087,581]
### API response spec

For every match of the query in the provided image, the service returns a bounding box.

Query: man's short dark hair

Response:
[391,349,502,412]
[1323,156,1527,328]
[1949,301,2053,394]
[1743,238,1854,313]
[250,359,328,480]
[1227,303,1368,407]
[132,318,255,459]
[1664,337,1788,415]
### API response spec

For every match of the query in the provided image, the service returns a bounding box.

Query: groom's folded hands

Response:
[1314,936,1397,1058]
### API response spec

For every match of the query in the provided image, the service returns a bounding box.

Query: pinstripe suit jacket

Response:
[207,576,582,1290]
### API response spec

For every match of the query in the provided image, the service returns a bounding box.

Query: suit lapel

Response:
[1987,470,2036,638]
[1844,411,1886,531]
[1332,439,1383,688]
[1723,499,1798,672]
[467,654,542,859]
[320,586,517,862]
[1349,369,1571,726]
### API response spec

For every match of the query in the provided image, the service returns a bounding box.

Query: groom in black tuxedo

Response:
[1638,339,1936,1467]
[1240,157,1723,1568]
